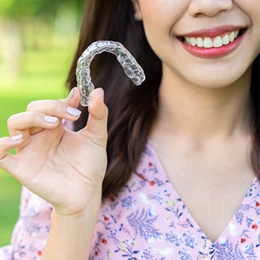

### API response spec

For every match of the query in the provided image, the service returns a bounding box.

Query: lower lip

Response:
[179,32,245,59]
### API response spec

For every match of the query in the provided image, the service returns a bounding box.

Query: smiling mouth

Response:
[179,29,246,48]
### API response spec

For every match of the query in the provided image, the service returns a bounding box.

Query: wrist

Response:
[52,185,102,217]
[43,194,100,260]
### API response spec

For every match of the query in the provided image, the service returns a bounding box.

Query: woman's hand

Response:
[0,87,108,216]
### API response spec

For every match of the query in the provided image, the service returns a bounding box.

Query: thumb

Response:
[82,88,108,141]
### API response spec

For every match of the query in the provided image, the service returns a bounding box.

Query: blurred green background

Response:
[0,0,84,246]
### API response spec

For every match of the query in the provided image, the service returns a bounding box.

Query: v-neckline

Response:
[146,139,257,245]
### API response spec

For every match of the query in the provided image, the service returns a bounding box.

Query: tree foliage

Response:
[0,0,85,20]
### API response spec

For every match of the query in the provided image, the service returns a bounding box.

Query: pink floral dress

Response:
[1,140,260,259]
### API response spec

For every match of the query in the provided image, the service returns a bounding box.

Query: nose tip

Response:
[189,0,233,17]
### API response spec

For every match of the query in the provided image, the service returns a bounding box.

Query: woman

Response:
[0,0,259,259]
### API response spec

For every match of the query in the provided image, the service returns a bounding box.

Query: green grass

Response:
[0,38,76,246]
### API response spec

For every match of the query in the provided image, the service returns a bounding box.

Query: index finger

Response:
[26,88,82,121]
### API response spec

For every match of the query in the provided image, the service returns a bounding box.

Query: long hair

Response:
[67,0,260,199]
[250,56,259,175]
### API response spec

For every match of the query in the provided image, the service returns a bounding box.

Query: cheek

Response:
[234,0,260,47]
[141,14,170,58]
[139,4,179,59]
[255,18,260,53]
[138,0,190,57]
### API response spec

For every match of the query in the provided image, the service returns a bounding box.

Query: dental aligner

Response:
[76,40,146,106]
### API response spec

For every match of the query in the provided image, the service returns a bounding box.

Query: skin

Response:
[0,88,108,258]
[0,0,259,257]
[133,0,260,88]
[133,0,260,242]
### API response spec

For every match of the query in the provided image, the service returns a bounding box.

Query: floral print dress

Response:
[1,140,260,259]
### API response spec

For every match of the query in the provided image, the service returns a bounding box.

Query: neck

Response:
[156,67,252,142]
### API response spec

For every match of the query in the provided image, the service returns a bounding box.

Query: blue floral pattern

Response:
[0,140,260,259]
[89,141,260,259]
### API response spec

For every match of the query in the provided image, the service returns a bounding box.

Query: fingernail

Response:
[11,134,23,142]
[67,107,81,117]
[68,88,74,99]
[44,116,59,123]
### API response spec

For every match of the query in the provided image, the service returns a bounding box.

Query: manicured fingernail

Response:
[44,116,59,123]
[11,134,23,142]
[67,107,81,117]
[68,88,74,99]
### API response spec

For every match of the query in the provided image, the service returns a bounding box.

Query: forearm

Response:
[42,194,101,260]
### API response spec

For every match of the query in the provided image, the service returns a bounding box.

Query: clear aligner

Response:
[76,40,146,106]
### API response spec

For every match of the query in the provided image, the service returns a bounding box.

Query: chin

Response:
[190,66,251,90]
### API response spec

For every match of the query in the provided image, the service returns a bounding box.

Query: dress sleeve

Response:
[0,187,53,259]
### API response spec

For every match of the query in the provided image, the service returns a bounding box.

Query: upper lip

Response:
[179,26,246,38]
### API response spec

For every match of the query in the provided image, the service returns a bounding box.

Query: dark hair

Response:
[250,55,259,175]
[67,0,260,199]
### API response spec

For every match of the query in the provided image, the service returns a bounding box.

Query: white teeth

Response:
[197,37,204,47]
[204,37,213,48]
[213,36,223,47]
[184,30,240,48]
[229,32,235,42]
[222,35,229,45]
[190,37,197,46]
[186,37,191,44]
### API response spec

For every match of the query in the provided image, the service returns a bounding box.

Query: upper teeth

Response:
[184,30,240,48]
